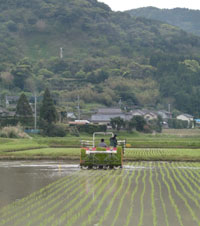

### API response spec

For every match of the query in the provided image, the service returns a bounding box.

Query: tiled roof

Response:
[91,113,132,122]
[97,108,122,114]
[178,114,193,118]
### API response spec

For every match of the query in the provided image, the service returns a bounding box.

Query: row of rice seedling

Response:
[149,163,157,226]
[172,163,200,200]
[125,148,173,159]
[29,172,102,226]
[138,166,147,226]
[110,163,137,226]
[79,171,125,226]
[58,170,117,226]
[167,165,200,224]
[159,163,184,226]
[154,165,169,226]
[124,167,141,226]
[33,170,110,225]
[0,173,77,223]
[0,171,99,225]
[1,162,200,226]
[125,148,200,161]
[161,163,200,226]
[183,163,200,187]
[97,163,136,226]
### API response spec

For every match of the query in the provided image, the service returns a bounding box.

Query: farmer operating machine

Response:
[80,132,125,169]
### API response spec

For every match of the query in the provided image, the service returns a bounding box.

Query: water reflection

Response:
[0,161,80,208]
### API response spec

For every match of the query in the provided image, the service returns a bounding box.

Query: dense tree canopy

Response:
[1,0,200,116]
[40,88,57,124]
[15,93,33,126]
[127,7,200,36]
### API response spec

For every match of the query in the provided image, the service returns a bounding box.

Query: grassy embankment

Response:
[0,129,200,161]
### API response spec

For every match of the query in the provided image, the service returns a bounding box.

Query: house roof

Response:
[91,113,132,122]
[6,96,19,101]
[131,109,157,117]
[131,109,145,116]
[91,114,124,122]
[177,113,194,119]
[0,107,8,114]
[97,108,122,114]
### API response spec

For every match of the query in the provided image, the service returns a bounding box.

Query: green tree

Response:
[148,115,162,133]
[15,93,33,126]
[12,58,33,90]
[126,117,136,132]
[133,116,147,132]
[110,117,125,131]
[40,88,57,124]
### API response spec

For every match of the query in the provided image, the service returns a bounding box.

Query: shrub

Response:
[143,124,153,133]
[0,126,30,138]
[41,123,67,137]
[168,119,189,129]
[76,124,107,134]
[148,118,162,133]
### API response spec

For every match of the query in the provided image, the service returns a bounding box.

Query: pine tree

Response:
[40,88,57,124]
[15,93,33,126]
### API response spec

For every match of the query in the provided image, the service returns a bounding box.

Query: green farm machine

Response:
[80,132,125,169]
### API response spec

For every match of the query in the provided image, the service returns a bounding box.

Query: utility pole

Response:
[119,98,122,108]
[34,92,37,130]
[60,47,63,59]
[168,103,171,113]
[5,95,9,108]
[77,95,80,120]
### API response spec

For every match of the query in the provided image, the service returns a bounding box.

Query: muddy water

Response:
[0,161,80,209]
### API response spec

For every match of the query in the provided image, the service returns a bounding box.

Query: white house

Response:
[143,112,158,121]
[131,109,158,121]
[176,114,194,122]
[176,114,194,128]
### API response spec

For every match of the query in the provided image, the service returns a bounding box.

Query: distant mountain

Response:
[1,1,200,116]
[127,7,200,36]
[1,2,200,65]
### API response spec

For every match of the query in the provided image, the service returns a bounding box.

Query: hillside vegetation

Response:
[127,7,200,36]
[1,0,200,116]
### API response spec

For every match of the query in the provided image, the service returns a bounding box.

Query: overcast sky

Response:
[98,0,200,11]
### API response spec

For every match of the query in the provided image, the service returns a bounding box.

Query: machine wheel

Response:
[82,165,89,170]
[92,165,99,170]
[114,166,120,170]
[103,165,110,170]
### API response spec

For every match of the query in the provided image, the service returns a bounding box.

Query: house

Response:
[130,109,145,117]
[176,114,194,122]
[67,112,76,119]
[143,112,158,121]
[177,114,194,128]
[5,95,19,107]
[0,107,15,117]
[130,109,158,121]
[91,108,132,124]
[157,110,172,121]
[69,120,90,125]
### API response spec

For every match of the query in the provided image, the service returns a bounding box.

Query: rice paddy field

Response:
[0,162,200,226]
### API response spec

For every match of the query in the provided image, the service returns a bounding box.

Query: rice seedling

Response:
[0,162,200,226]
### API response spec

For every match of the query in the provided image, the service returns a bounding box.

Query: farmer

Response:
[110,134,117,147]
[98,138,107,147]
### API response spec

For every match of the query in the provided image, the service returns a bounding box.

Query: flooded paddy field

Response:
[0,161,200,226]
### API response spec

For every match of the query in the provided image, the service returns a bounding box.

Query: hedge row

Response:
[76,124,107,134]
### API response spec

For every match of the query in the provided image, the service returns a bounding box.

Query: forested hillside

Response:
[1,0,200,116]
[127,7,200,36]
